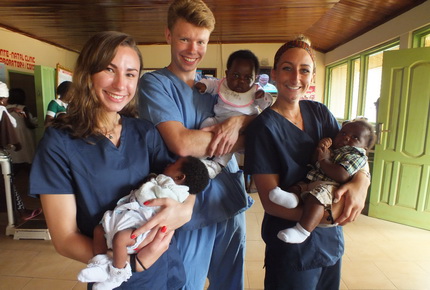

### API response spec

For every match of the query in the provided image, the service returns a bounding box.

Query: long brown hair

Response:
[52,31,143,139]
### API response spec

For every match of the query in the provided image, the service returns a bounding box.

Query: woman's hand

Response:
[135,227,175,271]
[333,169,370,225]
[130,195,195,240]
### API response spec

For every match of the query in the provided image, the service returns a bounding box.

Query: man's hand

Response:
[201,116,244,156]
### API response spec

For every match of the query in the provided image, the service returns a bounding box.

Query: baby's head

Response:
[333,118,376,151]
[225,50,260,94]
[163,156,210,194]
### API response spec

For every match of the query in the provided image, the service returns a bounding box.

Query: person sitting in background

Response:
[257,73,277,93]
[44,80,71,126]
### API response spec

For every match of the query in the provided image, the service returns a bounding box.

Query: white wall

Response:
[138,42,326,102]
[1,27,326,100]
[0,27,78,83]
[325,0,430,65]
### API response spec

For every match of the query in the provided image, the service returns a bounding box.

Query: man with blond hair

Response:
[138,1,253,289]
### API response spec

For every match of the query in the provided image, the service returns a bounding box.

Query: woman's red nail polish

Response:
[144,201,150,205]
[131,235,136,239]
[161,226,167,233]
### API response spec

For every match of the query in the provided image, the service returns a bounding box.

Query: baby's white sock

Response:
[269,187,299,209]
[93,262,132,290]
[77,254,111,283]
[277,222,310,244]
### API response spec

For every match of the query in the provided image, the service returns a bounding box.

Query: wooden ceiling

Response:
[0,0,425,53]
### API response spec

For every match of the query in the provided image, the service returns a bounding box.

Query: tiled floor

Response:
[1,169,430,289]
[245,195,430,290]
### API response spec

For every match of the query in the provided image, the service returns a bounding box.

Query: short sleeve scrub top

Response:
[29,116,185,290]
[245,101,343,272]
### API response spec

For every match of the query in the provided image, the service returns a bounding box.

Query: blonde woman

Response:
[245,36,370,289]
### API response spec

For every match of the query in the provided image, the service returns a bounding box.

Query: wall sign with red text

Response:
[0,49,36,71]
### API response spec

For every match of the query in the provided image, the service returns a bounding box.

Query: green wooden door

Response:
[34,65,55,142]
[369,47,430,230]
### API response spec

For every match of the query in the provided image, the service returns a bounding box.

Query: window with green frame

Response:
[324,41,399,123]
[413,25,430,48]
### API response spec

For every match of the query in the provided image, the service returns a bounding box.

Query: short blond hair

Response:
[168,0,215,32]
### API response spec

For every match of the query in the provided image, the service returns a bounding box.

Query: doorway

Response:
[8,71,37,118]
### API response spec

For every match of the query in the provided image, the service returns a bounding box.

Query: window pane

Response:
[328,64,347,119]
[364,46,399,123]
[424,35,430,47]
[364,52,382,122]
[412,25,430,48]
[351,59,360,119]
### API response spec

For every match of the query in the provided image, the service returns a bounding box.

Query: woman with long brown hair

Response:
[30,31,186,289]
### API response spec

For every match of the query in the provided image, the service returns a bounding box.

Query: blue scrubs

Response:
[139,68,253,290]
[29,117,185,290]
[245,101,343,290]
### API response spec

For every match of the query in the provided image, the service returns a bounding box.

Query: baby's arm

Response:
[195,82,207,94]
[254,90,273,110]
[317,146,351,183]
[195,78,220,95]
[311,138,332,164]
[93,224,109,255]
[319,138,332,149]
[112,228,136,269]
[255,89,265,99]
